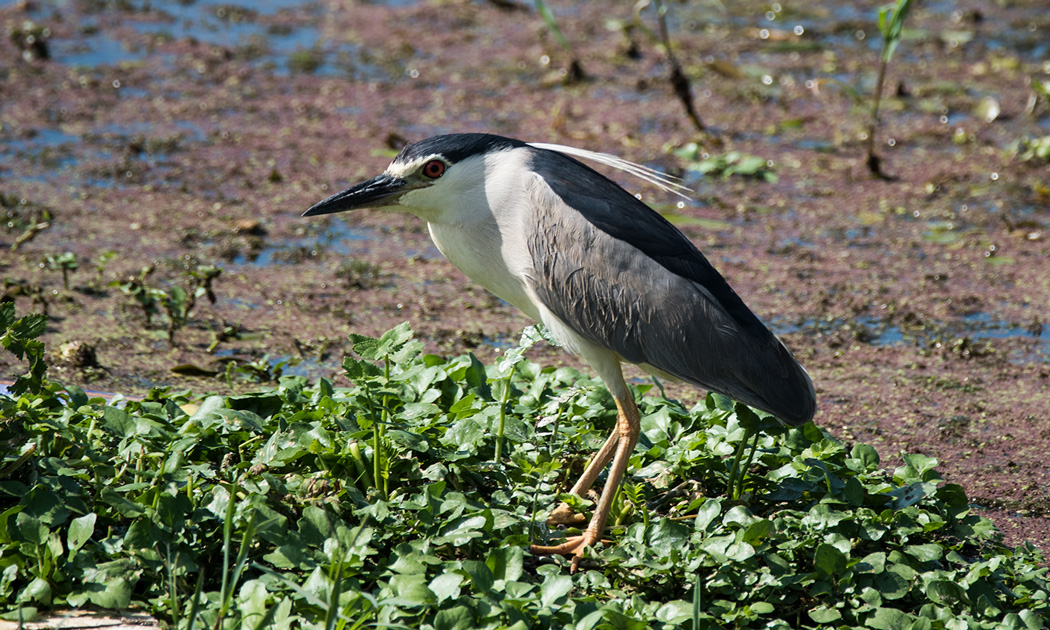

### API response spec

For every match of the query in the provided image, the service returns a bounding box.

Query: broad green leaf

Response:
[723,505,757,528]
[654,600,692,624]
[385,573,435,607]
[236,579,269,618]
[22,485,69,528]
[84,576,131,609]
[597,606,650,630]
[187,395,226,423]
[434,605,474,630]
[648,518,690,555]
[741,519,774,545]
[813,543,847,575]
[67,513,96,555]
[461,560,494,594]
[435,513,490,546]
[1017,610,1045,630]
[926,580,968,606]
[15,513,46,546]
[443,417,485,451]
[906,543,943,563]
[539,573,573,608]
[887,482,926,509]
[0,505,26,540]
[808,605,841,623]
[429,572,463,603]
[700,535,734,563]
[694,498,722,532]
[21,577,51,604]
[387,429,428,451]
[865,606,913,630]
[725,540,757,562]
[859,551,887,573]
[487,546,524,583]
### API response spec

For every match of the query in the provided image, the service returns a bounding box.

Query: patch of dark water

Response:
[211,348,333,380]
[50,27,160,68]
[776,314,1048,363]
[232,220,374,266]
[118,3,389,79]
[2,120,206,190]
[2,128,81,171]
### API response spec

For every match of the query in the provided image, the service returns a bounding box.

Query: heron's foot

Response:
[531,532,599,573]
[545,502,588,526]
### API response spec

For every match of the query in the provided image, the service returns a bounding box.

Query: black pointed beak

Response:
[302,174,407,217]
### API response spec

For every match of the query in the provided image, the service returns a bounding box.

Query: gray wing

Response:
[522,150,816,425]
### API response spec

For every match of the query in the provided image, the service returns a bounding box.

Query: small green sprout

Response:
[93,250,117,291]
[535,0,585,83]
[43,251,78,290]
[866,0,914,179]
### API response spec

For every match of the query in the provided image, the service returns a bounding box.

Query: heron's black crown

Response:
[394,133,527,166]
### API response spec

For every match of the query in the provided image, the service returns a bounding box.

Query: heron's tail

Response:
[737,338,816,426]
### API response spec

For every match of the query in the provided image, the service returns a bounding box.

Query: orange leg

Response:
[531,391,641,572]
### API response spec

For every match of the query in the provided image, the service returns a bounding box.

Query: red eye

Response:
[422,160,446,179]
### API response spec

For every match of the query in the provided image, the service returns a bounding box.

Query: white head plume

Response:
[528,142,692,200]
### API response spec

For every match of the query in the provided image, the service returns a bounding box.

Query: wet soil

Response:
[2,0,1048,552]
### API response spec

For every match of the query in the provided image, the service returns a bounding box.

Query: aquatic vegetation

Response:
[1,318,1046,628]
[675,143,778,182]
[1009,135,1050,163]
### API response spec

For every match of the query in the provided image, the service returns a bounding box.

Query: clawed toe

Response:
[531,533,598,573]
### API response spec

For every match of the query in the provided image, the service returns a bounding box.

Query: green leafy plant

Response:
[112,264,222,344]
[288,47,324,74]
[186,263,221,306]
[222,354,293,385]
[0,302,48,395]
[1,321,1047,628]
[112,264,160,324]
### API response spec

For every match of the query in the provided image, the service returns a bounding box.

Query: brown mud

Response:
[2,0,1048,552]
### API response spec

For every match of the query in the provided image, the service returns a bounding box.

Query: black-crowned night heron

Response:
[304,133,816,571]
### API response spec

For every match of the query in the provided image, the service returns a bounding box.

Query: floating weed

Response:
[335,258,382,290]
[287,47,325,75]
[675,143,778,182]
[1,317,1048,628]
[1009,135,1050,163]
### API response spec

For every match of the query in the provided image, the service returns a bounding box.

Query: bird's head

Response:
[303,133,528,220]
